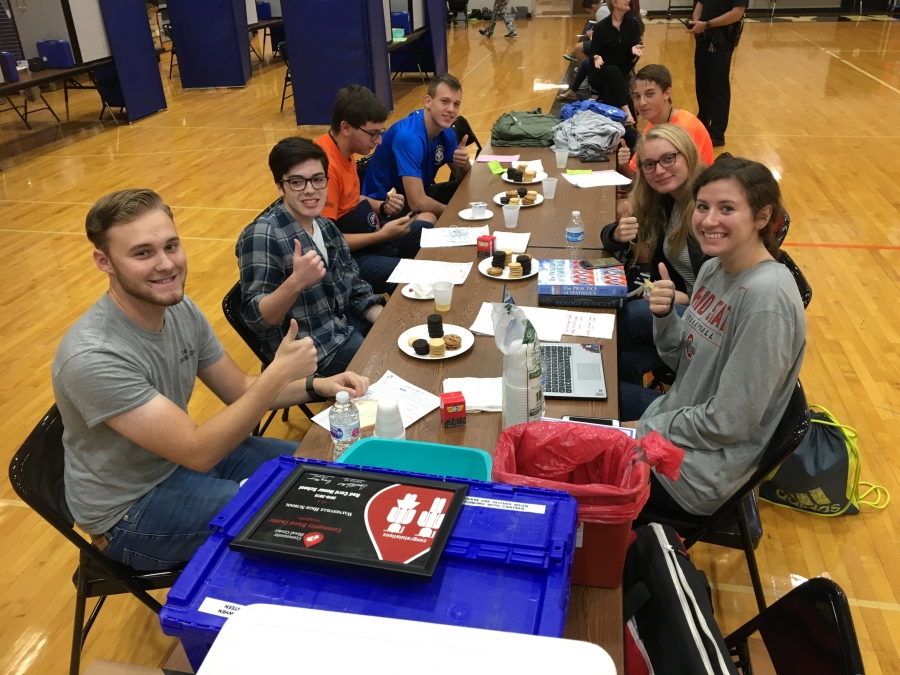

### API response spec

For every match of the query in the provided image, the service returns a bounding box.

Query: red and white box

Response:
[476,235,496,259]
[439,392,467,428]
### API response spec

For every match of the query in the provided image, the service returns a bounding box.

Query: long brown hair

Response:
[630,124,704,258]
[692,157,784,259]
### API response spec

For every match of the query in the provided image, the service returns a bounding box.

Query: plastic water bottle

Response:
[566,211,585,260]
[329,391,360,461]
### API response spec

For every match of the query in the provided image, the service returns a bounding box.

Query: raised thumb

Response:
[658,263,671,281]
[284,318,298,341]
[620,139,626,147]
[293,238,303,255]
[461,134,468,147]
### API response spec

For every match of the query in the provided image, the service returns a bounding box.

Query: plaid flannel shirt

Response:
[235,200,385,366]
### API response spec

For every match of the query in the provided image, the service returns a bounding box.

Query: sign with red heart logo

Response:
[363,484,452,564]
[303,532,324,547]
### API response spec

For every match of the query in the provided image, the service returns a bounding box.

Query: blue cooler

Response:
[255,1,272,19]
[391,11,412,34]
[0,52,18,83]
[37,40,74,68]
[159,456,578,671]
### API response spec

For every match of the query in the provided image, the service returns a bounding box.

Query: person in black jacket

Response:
[600,124,709,384]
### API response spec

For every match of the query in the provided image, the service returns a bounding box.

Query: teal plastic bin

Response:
[337,438,492,481]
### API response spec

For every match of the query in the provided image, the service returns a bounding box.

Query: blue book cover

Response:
[536,259,628,297]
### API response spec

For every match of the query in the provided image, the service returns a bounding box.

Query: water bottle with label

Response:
[329,391,360,461]
[566,211,585,260]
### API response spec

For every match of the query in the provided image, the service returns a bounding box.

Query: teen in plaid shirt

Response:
[236,138,385,376]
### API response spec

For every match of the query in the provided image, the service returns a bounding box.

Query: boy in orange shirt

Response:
[617,64,714,179]
[314,85,436,294]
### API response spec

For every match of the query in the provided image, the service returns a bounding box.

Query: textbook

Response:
[537,259,628,298]
[537,294,624,309]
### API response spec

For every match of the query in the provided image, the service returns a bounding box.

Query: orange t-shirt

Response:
[314,132,360,221]
[629,109,715,172]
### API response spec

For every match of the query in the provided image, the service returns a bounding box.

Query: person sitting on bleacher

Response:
[361,73,471,218]
[52,189,368,570]
[314,84,437,295]
[237,138,385,376]
[617,64,714,179]
[563,0,611,64]
[622,157,807,517]
[602,125,708,386]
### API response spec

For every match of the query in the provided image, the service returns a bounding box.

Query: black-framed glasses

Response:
[638,151,680,174]
[281,175,329,191]
[353,126,386,141]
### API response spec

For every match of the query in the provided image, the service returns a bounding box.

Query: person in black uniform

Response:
[688,0,746,147]
[585,0,644,116]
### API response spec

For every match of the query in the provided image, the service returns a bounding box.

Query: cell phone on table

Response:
[580,257,620,269]
[562,416,620,427]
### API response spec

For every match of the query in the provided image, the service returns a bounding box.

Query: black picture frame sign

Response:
[229,465,468,579]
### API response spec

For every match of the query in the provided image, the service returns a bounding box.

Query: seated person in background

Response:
[622,157,806,517]
[315,84,437,295]
[237,138,385,376]
[617,64,714,178]
[601,125,708,385]
[563,0,611,63]
[361,73,471,217]
[53,189,368,570]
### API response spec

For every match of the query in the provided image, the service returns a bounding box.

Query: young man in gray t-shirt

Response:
[52,189,369,570]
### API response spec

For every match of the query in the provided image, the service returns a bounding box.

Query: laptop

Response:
[539,343,607,400]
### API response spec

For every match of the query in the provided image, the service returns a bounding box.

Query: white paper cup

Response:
[470,201,487,218]
[433,281,453,312]
[542,177,558,199]
[502,204,521,229]
[555,148,568,169]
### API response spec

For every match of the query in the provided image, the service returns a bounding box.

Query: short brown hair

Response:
[86,189,173,252]
[633,64,673,93]
[427,73,462,99]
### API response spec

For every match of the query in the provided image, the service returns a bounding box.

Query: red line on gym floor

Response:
[782,242,900,251]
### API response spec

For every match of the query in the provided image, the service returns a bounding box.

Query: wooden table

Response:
[449,146,618,249]
[295,154,624,672]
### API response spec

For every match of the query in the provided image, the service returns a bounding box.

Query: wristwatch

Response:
[305,373,326,403]
[379,200,388,217]
[706,20,712,29]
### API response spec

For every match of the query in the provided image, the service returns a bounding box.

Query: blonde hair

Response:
[630,124,704,257]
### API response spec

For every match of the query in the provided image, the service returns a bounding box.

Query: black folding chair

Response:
[278,41,293,111]
[725,578,864,674]
[451,114,482,158]
[637,381,811,613]
[222,281,315,435]
[9,406,182,675]
[447,0,469,27]
[89,65,125,124]
[162,23,178,79]
[779,250,812,309]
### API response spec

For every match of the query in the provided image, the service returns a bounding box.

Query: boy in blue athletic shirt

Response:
[361,74,471,217]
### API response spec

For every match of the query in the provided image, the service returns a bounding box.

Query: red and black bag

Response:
[623,523,737,675]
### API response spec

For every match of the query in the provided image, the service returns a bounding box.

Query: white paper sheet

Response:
[443,377,502,413]
[386,259,473,285]
[564,311,616,339]
[562,170,632,188]
[491,231,531,253]
[419,225,489,248]
[468,302,567,342]
[312,370,440,431]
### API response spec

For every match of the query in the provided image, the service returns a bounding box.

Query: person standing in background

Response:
[688,0,746,147]
[480,0,517,39]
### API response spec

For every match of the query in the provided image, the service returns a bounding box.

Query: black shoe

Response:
[505,31,517,38]
[563,52,576,62]
[712,138,726,147]
[479,29,492,37]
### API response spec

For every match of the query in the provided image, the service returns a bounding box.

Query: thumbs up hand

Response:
[649,263,677,317]
[617,139,631,167]
[452,136,470,167]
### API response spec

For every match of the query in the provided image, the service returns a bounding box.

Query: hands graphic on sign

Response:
[386,493,419,533]
[416,497,447,538]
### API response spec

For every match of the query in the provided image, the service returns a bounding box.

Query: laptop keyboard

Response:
[540,345,573,394]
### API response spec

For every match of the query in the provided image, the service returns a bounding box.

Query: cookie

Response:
[522,197,535,205]
[492,251,506,268]
[412,338,430,355]
[508,262,523,278]
[487,266,503,277]
[516,254,531,264]
[443,334,462,350]
[505,190,518,198]
[407,337,418,347]
[526,190,537,198]
[517,187,528,197]
[509,197,520,205]
[429,337,446,358]
[517,163,528,172]
[503,249,514,265]
[500,196,510,205]
[524,171,536,181]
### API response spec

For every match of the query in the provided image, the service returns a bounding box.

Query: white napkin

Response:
[443,377,503,413]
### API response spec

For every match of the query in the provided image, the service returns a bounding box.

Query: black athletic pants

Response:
[694,39,734,144]
[586,64,630,109]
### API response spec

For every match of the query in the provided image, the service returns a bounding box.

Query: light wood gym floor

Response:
[1,14,899,674]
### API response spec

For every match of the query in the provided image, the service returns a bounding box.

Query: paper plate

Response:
[397,325,475,360]
[401,284,434,300]
[458,208,495,221]
[501,170,548,185]
[477,256,539,281]
[493,192,544,208]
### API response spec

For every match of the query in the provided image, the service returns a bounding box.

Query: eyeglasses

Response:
[281,175,329,191]
[638,151,680,174]
[353,126,386,141]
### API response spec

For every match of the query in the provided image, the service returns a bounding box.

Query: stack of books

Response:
[536,259,628,308]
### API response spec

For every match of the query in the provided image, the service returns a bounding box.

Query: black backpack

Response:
[623,524,737,675]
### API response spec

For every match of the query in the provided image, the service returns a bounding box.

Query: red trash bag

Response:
[492,421,683,588]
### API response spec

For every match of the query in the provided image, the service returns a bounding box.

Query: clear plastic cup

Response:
[433,281,453,312]
[542,177,558,199]
[555,148,568,169]
[470,201,487,218]
[502,204,520,229]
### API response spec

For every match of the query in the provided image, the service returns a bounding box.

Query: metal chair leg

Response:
[71,566,87,675]
[737,499,767,612]
[81,596,106,646]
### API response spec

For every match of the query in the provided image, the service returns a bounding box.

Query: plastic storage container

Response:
[390,11,412,34]
[337,437,492,481]
[36,40,74,69]
[255,1,272,19]
[0,52,18,83]
[159,456,578,671]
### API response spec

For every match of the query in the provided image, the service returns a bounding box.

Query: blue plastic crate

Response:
[337,437,492,481]
[255,1,272,19]
[160,456,577,670]
[36,40,74,69]
[391,11,411,34]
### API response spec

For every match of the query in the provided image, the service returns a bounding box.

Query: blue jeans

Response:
[319,312,372,377]
[618,300,688,385]
[355,219,434,294]
[618,382,663,423]
[101,436,293,570]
